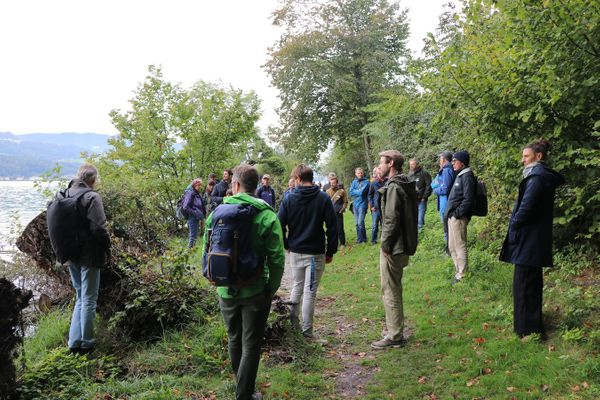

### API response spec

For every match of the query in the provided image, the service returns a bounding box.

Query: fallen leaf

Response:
[548,344,556,352]
[541,384,550,392]
[466,377,480,387]
[506,386,516,392]
[260,382,272,388]
[571,385,580,392]
[418,376,427,384]
[473,337,486,344]
[482,368,492,375]
[357,352,367,358]
[482,323,489,330]
[362,318,369,322]
[582,381,589,389]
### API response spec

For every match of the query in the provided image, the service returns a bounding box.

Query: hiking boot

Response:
[371,338,406,349]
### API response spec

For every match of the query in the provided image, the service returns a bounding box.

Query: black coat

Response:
[211,180,230,204]
[444,167,477,220]
[499,164,564,268]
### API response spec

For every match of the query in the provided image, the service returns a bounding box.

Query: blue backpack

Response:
[202,203,262,287]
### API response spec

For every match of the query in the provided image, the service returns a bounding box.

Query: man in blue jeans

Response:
[408,158,432,232]
[349,167,370,244]
[368,167,385,244]
[52,164,111,355]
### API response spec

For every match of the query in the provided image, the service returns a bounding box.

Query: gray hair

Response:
[77,164,98,185]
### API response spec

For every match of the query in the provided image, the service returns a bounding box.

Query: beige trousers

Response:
[448,216,469,280]
[379,250,409,341]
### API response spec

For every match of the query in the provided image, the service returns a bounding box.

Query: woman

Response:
[500,139,564,337]
[326,176,348,254]
[182,178,206,248]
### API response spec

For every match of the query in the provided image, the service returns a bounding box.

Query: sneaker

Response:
[451,278,461,286]
[371,338,406,349]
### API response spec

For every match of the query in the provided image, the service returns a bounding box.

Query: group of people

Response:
[51,138,562,400]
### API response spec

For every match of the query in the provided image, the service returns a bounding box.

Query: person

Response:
[368,167,385,245]
[278,164,338,338]
[371,151,418,349]
[61,164,111,355]
[211,169,233,205]
[255,174,276,207]
[499,139,564,338]
[182,178,206,248]
[208,172,218,185]
[444,150,477,284]
[322,172,343,192]
[408,158,432,232]
[433,151,456,254]
[202,164,285,400]
[283,178,295,200]
[326,176,348,254]
[203,180,217,215]
[349,167,370,244]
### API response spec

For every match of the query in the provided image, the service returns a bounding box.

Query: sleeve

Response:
[86,193,111,252]
[380,186,402,254]
[211,184,224,204]
[511,176,544,229]
[341,190,349,213]
[368,182,375,208]
[349,180,358,198]
[423,171,432,200]
[454,174,476,218]
[261,212,285,295]
[323,197,339,257]
[435,168,452,196]
[277,199,289,250]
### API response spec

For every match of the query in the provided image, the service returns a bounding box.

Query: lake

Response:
[0,181,51,261]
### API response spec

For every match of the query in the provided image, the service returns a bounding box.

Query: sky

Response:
[0,0,453,136]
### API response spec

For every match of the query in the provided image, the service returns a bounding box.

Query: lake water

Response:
[0,181,51,261]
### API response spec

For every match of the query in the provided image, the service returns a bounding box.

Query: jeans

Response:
[371,210,381,244]
[418,201,427,231]
[379,250,409,341]
[68,264,101,350]
[289,252,326,336]
[188,218,200,248]
[354,206,367,243]
[438,195,448,243]
[220,293,271,400]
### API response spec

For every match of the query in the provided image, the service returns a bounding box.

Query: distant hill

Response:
[0,132,113,179]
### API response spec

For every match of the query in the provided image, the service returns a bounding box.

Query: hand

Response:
[325,255,333,264]
[382,250,389,257]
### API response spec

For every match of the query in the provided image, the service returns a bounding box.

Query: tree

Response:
[265,0,411,171]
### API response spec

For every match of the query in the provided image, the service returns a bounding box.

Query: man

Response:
[322,172,341,192]
[444,150,477,284]
[326,176,348,254]
[433,151,456,254]
[372,150,418,349]
[255,174,276,207]
[278,164,338,338]
[368,167,385,245]
[349,167,370,244]
[53,164,111,355]
[408,158,432,232]
[283,178,295,200]
[211,169,233,205]
[203,164,284,400]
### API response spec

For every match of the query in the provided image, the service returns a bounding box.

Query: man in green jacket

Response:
[202,164,285,400]
[372,150,418,350]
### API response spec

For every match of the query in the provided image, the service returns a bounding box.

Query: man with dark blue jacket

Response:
[433,151,456,252]
[211,169,232,205]
[349,167,370,244]
[278,164,338,337]
[255,174,276,207]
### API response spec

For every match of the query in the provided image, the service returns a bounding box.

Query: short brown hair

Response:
[232,164,259,193]
[379,150,405,170]
[291,164,313,183]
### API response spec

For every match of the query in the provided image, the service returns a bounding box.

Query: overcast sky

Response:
[0,0,453,136]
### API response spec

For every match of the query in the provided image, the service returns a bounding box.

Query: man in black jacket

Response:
[211,169,232,205]
[444,151,477,284]
[278,164,338,338]
[408,158,432,232]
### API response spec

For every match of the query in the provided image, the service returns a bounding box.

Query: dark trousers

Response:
[219,293,271,400]
[336,212,346,246]
[513,265,544,337]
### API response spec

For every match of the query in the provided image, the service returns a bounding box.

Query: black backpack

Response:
[47,188,92,264]
[202,203,263,287]
[175,189,190,221]
[472,178,488,217]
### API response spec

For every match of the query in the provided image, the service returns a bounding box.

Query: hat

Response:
[440,150,453,163]
[327,172,337,179]
[453,150,470,166]
[262,174,271,180]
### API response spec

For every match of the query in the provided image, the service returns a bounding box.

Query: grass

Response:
[19,201,599,399]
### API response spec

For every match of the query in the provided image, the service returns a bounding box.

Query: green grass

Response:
[19,202,599,399]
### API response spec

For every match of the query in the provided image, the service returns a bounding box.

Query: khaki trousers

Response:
[448,216,469,280]
[379,250,409,341]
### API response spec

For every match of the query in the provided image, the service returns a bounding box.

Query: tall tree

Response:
[266,0,411,171]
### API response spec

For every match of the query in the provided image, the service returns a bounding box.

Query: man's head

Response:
[288,178,295,189]
[208,173,217,183]
[223,169,233,182]
[206,180,215,193]
[378,150,404,179]
[409,158,420,172]
[355,168,364,179]
[262,174,271,187]
[452,150,470,171]
[77,164,99,188]
[191,178,202,192]
[372,167,380,180]
[439,151,453,168]
[327,172,337,181]
[231,164,259,194]
[291,164,313,184]
[329,176,339,188]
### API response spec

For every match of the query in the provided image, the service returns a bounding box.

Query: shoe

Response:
[251,392,263,400]
[451,278,461,286]
[340,245,345,256]
[371,338,406,349]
